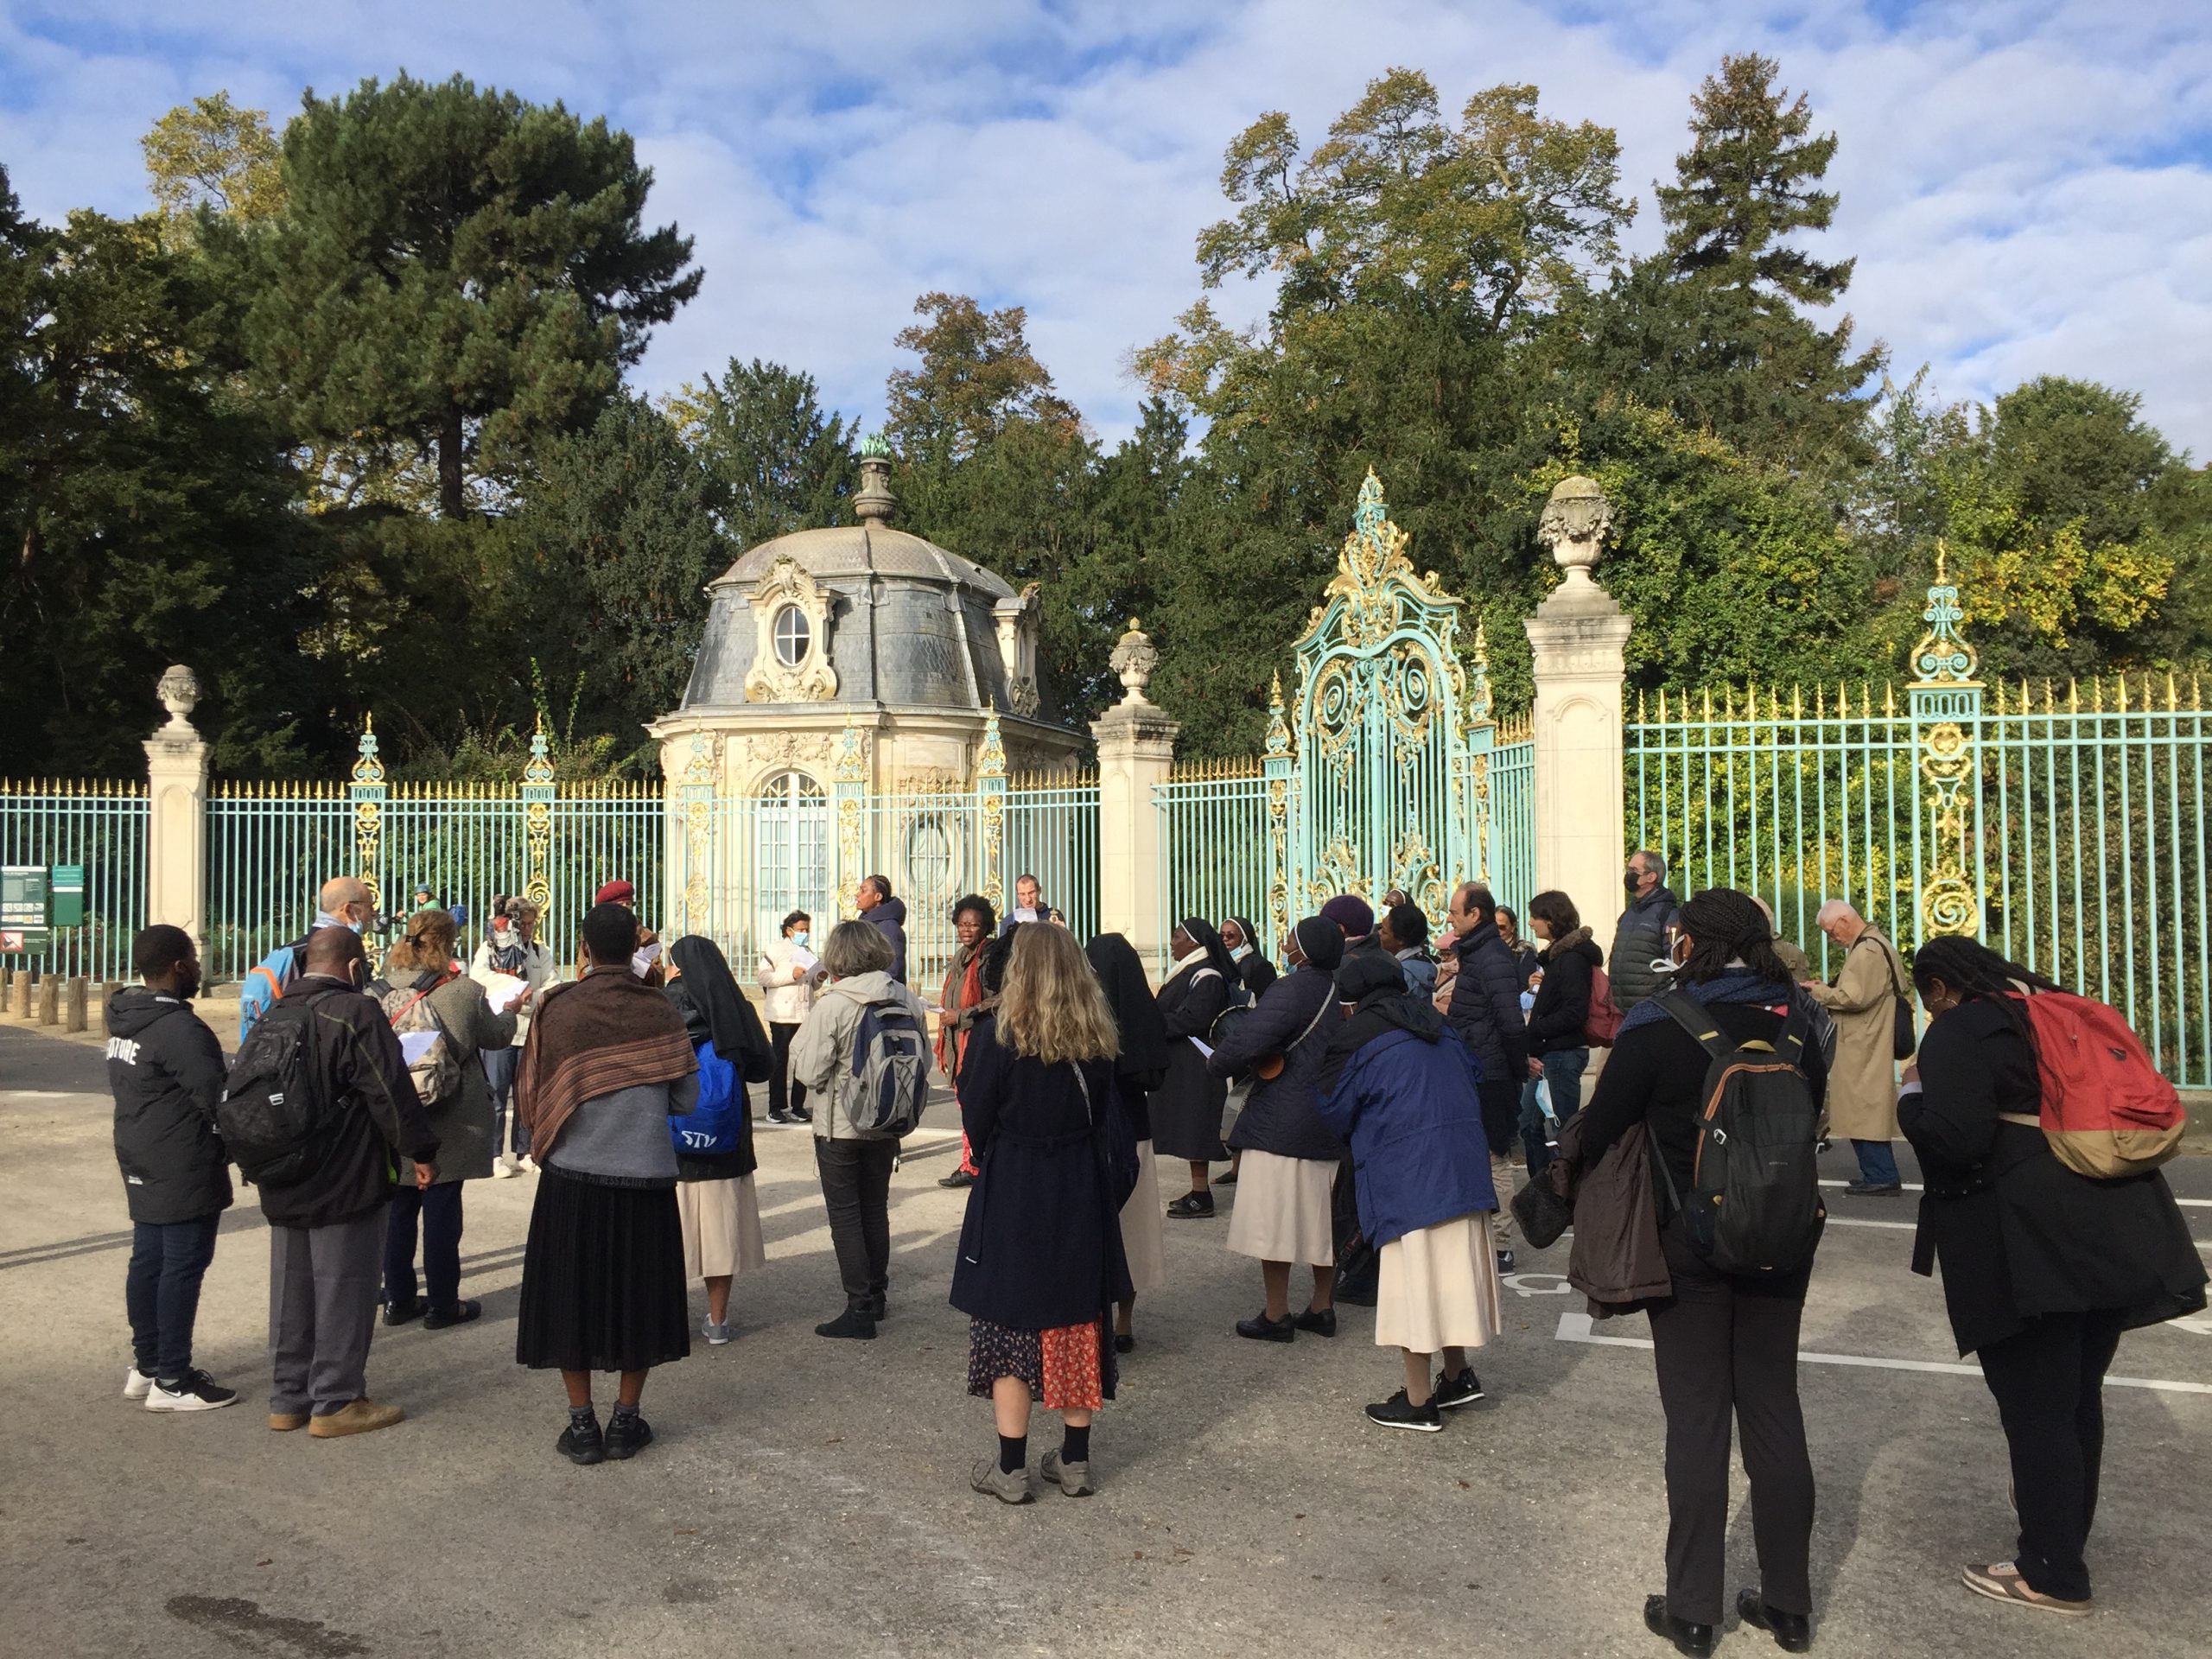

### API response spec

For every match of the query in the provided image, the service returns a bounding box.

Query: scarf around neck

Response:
[1618,969,1796,1035]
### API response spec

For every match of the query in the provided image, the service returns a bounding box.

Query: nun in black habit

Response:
[1154,917,1236,1218]
[1087,933,1172,1351]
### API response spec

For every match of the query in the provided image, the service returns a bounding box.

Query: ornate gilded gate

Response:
[1276,471,1506,941]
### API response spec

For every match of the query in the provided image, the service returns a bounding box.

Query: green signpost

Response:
[1,865,55,954]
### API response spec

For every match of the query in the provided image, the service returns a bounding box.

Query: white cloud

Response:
[3,0,2208,452]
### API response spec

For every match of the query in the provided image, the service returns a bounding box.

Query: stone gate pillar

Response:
[1091,623,1178,970]
[142,665,211,953]
[1524,478,1633,944]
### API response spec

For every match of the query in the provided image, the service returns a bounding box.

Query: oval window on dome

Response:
[772,605,810,668]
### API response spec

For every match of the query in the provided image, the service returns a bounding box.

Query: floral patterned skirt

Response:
[966,1316,1111,1411]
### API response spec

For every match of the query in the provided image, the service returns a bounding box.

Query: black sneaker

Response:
[602,1411,653,1461]
[1843,1179,1904,1198]
[1235,1311,1296,1343]
[938,1168,975,1189]
[766,1108,790,1124]
[787,1103,812,1124]
[557,1414,605,1465]
[1432,1367,1485,1409]
[382,1299,423,1326]
[1166,1191,1215,1220]
[1363,1388,1442,1433]
[1291,1306,1337,1338]
[145,1369,238,1413]
[815,1307,878,1340]
[423,1300,481,1331]
[1496,1249,1516,1274]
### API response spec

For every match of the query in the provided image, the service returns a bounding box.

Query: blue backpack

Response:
[671,1040,747,1157]
[239,935,310,1045]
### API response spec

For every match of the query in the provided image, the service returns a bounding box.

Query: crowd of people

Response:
[98,853,2205,1644]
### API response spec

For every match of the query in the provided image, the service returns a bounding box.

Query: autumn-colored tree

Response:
[886,291,1080,465]
[142,92,284,234]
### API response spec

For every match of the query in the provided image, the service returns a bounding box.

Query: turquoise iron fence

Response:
[0,779,149,982]
[1005,774,1101,942]
[1487,720,1537,913]
[1154,758,1274,971]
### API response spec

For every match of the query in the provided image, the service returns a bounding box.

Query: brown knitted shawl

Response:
[516,968,696,1156]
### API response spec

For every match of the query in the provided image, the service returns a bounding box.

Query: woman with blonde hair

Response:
[372,908,515,1329]
[952,923,1135,1503]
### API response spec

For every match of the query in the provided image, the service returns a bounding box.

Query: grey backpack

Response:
[842,995,931,1137]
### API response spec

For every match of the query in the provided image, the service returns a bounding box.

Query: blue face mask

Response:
[1230,944,1252,961]
[792,931,810,948]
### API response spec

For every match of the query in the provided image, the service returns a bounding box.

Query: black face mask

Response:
[1624,870,1643,896]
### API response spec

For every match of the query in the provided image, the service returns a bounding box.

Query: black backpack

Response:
[1651,989,1826,1277]
[218,996,331,1186]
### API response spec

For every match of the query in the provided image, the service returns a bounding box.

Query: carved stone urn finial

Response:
[1537,475,1613,591]
[1110,619,1160,703]
[156,664,201,737]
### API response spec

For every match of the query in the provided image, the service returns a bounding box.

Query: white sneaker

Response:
[124,1367,154,1401]
[492,1156,517,1179]
[145,1369,238,1413]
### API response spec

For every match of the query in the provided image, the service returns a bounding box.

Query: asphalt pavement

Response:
[3,1019,2207,1659]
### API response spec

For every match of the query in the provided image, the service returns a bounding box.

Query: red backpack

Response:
[2011,990,2186,1179]
[1582,965,1624,1048]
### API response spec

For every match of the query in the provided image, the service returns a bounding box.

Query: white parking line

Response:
[1821,1177,2212,1210]
[1554,1311,2212,1395]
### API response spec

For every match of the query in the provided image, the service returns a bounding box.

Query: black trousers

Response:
[1475,1076,1519,1163]
[1975,1309,2126,1603]
[814,1138,893,1308]
[1646,1224,1816,1625]
[383,1181,464,1313]
[769,1021,810,1119]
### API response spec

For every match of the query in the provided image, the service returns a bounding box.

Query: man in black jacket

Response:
[1445,882,1530,1271]
[1608,849,1681,1012]
[257,927,439,1440]
[109,925,236,1413]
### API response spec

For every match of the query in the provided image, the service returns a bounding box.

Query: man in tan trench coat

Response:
[1804,900,1909,1195]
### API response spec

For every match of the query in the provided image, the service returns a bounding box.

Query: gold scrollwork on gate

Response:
[1918,719,1980,938]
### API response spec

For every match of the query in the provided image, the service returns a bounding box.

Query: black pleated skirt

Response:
[516,1164,690,1372]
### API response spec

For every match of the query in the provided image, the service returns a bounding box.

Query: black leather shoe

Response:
[1643,1595,1714,1657]
[381,1299,422,1327]
[1291,1306,1337,1338]
[815,1307,877,1340]
[423,1299,481,1331]
[1235,1311,1295,1343]
[602,1410,653,1460]
[1113,1332,1135,1354]
[1737,1590,1812,1651]
[938,1168,975,1189]
[1843,1179,1903,1197]
[861,1295,887,1320]
[1166,1191,1215,1219]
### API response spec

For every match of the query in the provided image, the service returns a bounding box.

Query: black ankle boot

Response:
[1736,1589,1812,1652]
[1643,1595,1714,1657]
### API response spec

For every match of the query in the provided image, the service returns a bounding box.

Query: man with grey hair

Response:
[1607,849,1681,1013]
[240,876,378,1042]
[1806,899,1909,1196]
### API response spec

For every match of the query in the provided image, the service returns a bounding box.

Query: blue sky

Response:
[4,1,2209,454]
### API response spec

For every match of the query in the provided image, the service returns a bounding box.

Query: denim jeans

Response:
[382,1181,465,1312]
[482,1046,523,1156]
[1851,1139,1900,1185]
[125,1214,221,1380]
[1518,1048,1590,1178]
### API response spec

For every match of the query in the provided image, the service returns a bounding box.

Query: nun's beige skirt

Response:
[1119,1140,1167,1293]
[1374,1211,1503,1354]
[1224,1149,1337,1267]
[677,1173,767,1281]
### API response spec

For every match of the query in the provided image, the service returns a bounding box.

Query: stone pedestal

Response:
[143,665,212,953]
[1090,625,1179,972]
[1525,478,1633,949]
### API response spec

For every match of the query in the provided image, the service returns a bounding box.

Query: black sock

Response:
[1060,1424,1090,1463]
[610,1402,639,1425]
[997,1433,1027,1475]
[569,1404,597,1428]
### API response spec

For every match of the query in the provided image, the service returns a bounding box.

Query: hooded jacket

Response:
[862,897,910,984]
[1316,957,1497,1249]
[1528,927,1603,1057]
[107,988,232,1224]
[252,977,442,1230]
[788,969,933,1141]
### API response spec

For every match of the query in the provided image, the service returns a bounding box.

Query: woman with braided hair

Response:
[1574,887,1830,1658]
[1901,935,2203,1618]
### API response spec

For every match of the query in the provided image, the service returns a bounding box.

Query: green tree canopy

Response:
[666,358,858,550]
[227,72,701,518]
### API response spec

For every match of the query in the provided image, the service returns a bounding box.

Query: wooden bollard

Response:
[65,976,88,1033]
[5,970,26,1018]
[90,982,108,1035]
[36,975,60,1026]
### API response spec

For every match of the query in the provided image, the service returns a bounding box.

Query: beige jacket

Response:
[789,970,932,1141]
[467,938,558,1045]
[758,935,818,1026]
[1805,928,1906,1141]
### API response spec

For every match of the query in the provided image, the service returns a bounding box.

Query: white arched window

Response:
[772,605,810,668]
[756,770,829,948]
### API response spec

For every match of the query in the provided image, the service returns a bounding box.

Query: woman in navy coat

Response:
[951,924,1135,1505]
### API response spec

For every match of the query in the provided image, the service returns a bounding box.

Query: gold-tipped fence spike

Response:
[2169,671,2180,713]
[1881,683,1893,717]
